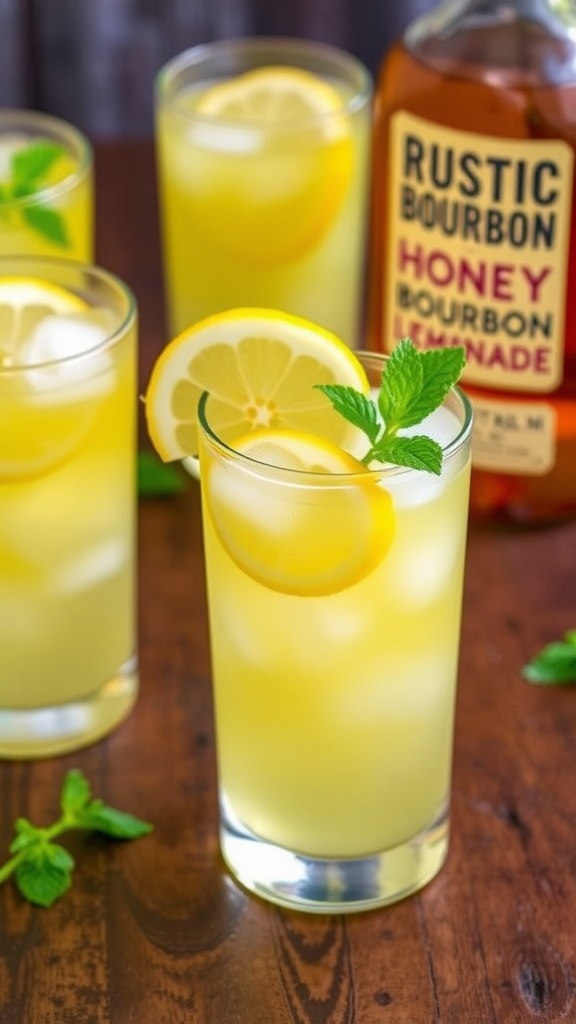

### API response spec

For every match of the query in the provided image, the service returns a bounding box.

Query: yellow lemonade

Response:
[0,260,137,758]
[200,395,471,860]
[155,40,371,345]
[0,111,93,261]
[145,310,472,912]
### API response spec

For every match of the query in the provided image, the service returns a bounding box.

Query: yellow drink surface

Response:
[0,309,135,708]
[156,79,370,345]
[0,134,93,261]
[202,439,471,858]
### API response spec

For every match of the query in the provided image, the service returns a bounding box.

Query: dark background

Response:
[0,0,435,137]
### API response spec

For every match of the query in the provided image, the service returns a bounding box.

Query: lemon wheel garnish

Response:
[0,276,95,481]
[206,428,395,597]
[145,307,369,461]
[185,66,353,265]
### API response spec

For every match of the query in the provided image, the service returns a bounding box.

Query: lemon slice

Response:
[206,428,395,596]
[0,276,98,481]
[0,277,87,362]
[184,66,353,265]
[145,307,369,461]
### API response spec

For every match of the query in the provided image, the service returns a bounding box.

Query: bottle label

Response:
[471,394,556,473]
[385,112,573,393]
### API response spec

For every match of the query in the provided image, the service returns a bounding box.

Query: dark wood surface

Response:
[1,141,576,1023]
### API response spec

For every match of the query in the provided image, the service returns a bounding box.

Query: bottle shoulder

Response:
[396,0,576,87]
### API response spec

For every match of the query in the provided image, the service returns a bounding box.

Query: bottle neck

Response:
[404,0,576,86]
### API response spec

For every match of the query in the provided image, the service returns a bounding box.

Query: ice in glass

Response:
[197,352,472,912]
[0,256,137,758]
[155,38,372,347]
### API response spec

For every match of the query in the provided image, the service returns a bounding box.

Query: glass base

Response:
[0,657,138,760]
[220,798,449,914]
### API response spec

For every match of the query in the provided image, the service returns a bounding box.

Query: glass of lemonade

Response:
[155,38,372,347]
[197,351,472,913]
[0,255,137,758]
[0,109,93,261]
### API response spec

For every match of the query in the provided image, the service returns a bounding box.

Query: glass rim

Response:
[0,253,136,375]
[0,108,93,211]
[155,35,373,130]
[198,351,474,483]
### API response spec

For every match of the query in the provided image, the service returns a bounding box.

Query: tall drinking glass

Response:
[0,110,93,261]
[0,256,137,758]
[198,352,473,913]
[155,38,372,347]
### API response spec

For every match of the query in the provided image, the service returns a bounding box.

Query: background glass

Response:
[198,351,473,913]
[0,255,137,758]
[155,37,372,347]
[0,109,93,261]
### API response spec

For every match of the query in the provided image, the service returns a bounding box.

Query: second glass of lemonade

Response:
[0,109,93,261]
[0,256,137,758]
[198,352,472,913]
[155,38,372,347]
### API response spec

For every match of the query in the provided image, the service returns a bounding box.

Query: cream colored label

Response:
[472,394,556,473]
[386,112,573,393]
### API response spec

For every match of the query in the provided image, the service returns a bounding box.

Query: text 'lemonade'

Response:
[0,259,137,758]
[155,39,371,346]
[0,110,93,261]
[145,310,472,912]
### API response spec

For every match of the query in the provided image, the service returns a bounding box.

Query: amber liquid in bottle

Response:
[370,13,576,523]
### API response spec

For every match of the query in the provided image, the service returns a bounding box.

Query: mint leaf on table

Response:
[0,140,70,246]
[0,769,153,908]
[317,338,466,475]
[138,449,187,497]
[521,631,576,685]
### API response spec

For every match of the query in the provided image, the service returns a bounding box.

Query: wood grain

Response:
[0,142,575,1023]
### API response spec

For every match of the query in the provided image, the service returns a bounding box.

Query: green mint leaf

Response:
[371,435,443,475]
[317,338,466,474]
[0,769,153,907]
[522,631,576,685]
[60,769,92,817]
[417,347,467,421]
[315,385,381,444]
[75,800,153,839]
[138,450,187,497]
[11,141,65,186]
[9,818,41,855]
[15,843,74,908]
[378,338,423,429]
[22,204,69,247]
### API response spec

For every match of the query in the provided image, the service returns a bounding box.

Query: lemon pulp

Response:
[145,306,369,460]
[205,428,395,597]
[179,66,353,265]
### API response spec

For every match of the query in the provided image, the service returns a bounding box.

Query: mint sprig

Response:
[0,140,70,246]
[521,630,576,685]
[0,769,152,907]
[317,339,466,475]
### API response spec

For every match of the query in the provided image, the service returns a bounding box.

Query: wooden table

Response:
[1,142,575,1023]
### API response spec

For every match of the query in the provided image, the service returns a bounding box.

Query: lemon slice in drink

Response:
[206,428,395,596]
[0,276,101,481]
[184,66,353,265]
[0,277,87,357]
[145,307,369,461]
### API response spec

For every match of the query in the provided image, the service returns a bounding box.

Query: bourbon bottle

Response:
[369,0,576,523]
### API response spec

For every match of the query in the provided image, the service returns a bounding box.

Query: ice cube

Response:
[19,310,115,399]
[53,538,127,595]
